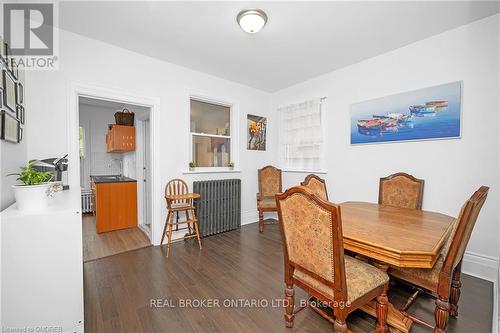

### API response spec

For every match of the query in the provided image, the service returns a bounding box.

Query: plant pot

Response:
[12,182,54,211]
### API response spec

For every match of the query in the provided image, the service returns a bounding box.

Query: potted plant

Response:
[228,162,235,170]
[8,160,61,211]
[189,162,196,171]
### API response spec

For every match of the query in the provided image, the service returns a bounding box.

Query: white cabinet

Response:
[1,191,84,331]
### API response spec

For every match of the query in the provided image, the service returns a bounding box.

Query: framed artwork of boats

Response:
[350,81,462,145]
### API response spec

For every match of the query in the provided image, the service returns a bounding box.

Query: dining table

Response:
[339,201,456,333]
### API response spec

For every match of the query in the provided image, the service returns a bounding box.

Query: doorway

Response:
[69,84,162,250]
[74,92,159,262]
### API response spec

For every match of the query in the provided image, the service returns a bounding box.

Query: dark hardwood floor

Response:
[84,223,493,333]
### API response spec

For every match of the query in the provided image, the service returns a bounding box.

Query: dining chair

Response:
[301,174,328,201]
[389,186,489,332]
[276,186,390,333]
[161,179,202,257]
[257,165,282,233]
[379,172,424,209]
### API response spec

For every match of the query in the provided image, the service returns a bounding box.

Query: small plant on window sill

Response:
[189,162,196,171]
[228,162,234,170]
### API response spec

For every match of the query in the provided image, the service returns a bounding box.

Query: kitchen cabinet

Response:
[92,176,138,233]
[106,124,136,152]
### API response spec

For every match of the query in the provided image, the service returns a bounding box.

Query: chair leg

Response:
[258,211,264,233]
[450,263,462,317]
[334,319,347,333]
[284,285,295,328]
[434,297,450,333]
[160,211,171,246]
[191,209,202,250]
[165,218,173,258]
[185,209,193,234]
[375,284,389,333]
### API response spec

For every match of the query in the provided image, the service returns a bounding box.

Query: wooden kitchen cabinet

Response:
[94,180,138,233]
[106,124,136,152]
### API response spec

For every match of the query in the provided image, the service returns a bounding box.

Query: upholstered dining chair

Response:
[301,174,328,201]
[389,186,489,333]
[379,172,425,209]
[257,165,282,233]
[276,186,390,333]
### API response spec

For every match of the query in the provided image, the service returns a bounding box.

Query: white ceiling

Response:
[60,1,500,92]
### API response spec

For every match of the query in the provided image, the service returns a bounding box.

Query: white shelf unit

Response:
[1,190,84,332]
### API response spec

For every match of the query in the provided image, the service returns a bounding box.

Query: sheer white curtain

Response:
[279,98,323,171]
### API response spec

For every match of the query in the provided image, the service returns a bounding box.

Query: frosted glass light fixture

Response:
[237,9,268,34]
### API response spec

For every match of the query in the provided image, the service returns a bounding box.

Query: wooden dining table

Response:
[339,201,456,333]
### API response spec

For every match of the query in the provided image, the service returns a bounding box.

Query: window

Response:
[79,126,85,158]
[190,99,231,168]
[279,98,324,171]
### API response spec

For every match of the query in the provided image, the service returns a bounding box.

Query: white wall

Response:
[273,14,500,280]
[25,28,276,243]
[79,105,122,188]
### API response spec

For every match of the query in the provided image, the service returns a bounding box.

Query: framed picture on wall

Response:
[11,59,18,80]
[16,82,23,105]
[3,69,16,113]
[350,81,462,145]
[3,43,10,70]
[1,110,20,143]
[16,105,24,124]
[247,114,267,151]
[0,38,5,63]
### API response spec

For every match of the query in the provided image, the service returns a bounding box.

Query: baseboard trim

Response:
[241,210,277,226]
[462,251,498,282]
[493,276,498,333]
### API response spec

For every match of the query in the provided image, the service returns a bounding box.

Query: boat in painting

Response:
[373,113,411,121]
[357,99,450,136]
[426,101,448,108]
[409,105,436,114]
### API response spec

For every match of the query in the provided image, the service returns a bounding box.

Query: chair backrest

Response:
[379,172,424,209]
[301,174,328,201]
[276,186,347,302]
[438,186,489,293]
[165,178,189,206]
[258,165,282,197]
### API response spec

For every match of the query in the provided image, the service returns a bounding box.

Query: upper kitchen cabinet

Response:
[106,124,136,152]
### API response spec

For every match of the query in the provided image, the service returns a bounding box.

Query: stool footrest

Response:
[170,234,198,243]
[169,219,198,226]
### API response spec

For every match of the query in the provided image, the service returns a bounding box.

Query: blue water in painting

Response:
[350,82,461,144]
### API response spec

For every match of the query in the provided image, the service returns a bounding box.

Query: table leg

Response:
[358,260,413,332]
[360,300,412,333]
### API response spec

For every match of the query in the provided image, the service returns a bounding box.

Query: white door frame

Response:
[68,82,162,245]
[136,118,152,238]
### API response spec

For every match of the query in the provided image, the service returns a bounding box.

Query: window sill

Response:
[282,169,327,174]
[182,169,242,175]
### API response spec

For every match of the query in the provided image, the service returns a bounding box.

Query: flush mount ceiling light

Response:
[237,9,268,34]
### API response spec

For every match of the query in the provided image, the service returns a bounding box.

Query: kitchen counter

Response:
[91,176,138,233]
[91,175,137,184]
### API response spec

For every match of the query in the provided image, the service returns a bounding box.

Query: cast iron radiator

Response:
[193,179,241,237]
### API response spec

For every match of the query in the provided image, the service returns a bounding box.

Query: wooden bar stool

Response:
[161,179,202,257]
